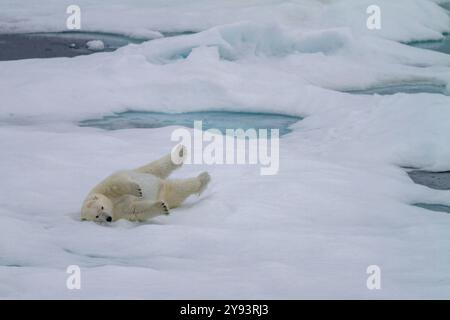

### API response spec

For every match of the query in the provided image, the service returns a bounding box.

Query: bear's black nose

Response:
[106,216,112,222]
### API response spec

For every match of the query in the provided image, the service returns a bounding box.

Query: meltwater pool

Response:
[79,111,302,136]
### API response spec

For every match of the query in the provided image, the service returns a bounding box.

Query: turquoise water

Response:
[31,31,147,50]
[409,33,450,55]
[407,170,450,190]
[0,31,196,61]
[414,203,450,214]
[79,111,302,136]
[30,30,196,50]
[344,82,448,95]
[0,31,147,61]
[30,31,195,48]
[408,170,450,214]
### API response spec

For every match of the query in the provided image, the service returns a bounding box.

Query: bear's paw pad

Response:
[155,201,170,215]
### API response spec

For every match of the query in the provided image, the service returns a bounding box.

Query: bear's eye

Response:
[101,206,104,210]
[96,215,99,219]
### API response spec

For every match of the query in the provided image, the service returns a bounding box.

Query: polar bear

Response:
[81,145,210,223]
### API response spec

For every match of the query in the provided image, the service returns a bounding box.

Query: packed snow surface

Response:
[0,0,450,298]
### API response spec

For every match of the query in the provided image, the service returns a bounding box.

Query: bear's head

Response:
[81,193,113,222]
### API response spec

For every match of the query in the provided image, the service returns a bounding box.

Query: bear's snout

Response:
[106,216,112,222]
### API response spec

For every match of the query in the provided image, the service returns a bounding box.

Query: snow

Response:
[0,0,450,299]
[86,40,105,51]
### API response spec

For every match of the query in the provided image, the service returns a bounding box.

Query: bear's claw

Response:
[160,201,170,215]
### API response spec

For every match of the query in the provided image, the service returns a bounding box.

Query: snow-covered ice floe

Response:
[0,0,450,299]
[85,40,105,51]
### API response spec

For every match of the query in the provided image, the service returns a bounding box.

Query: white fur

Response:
[81,145,210,222]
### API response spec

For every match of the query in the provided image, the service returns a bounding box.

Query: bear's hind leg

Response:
[135,145,186,179]
[161,172,210,208]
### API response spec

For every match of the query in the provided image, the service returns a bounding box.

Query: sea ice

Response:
[86,39,105,51]
[0,0,449,299]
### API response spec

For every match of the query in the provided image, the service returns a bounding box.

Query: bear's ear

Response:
[86,195,99,203]
[85,200,95,208]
